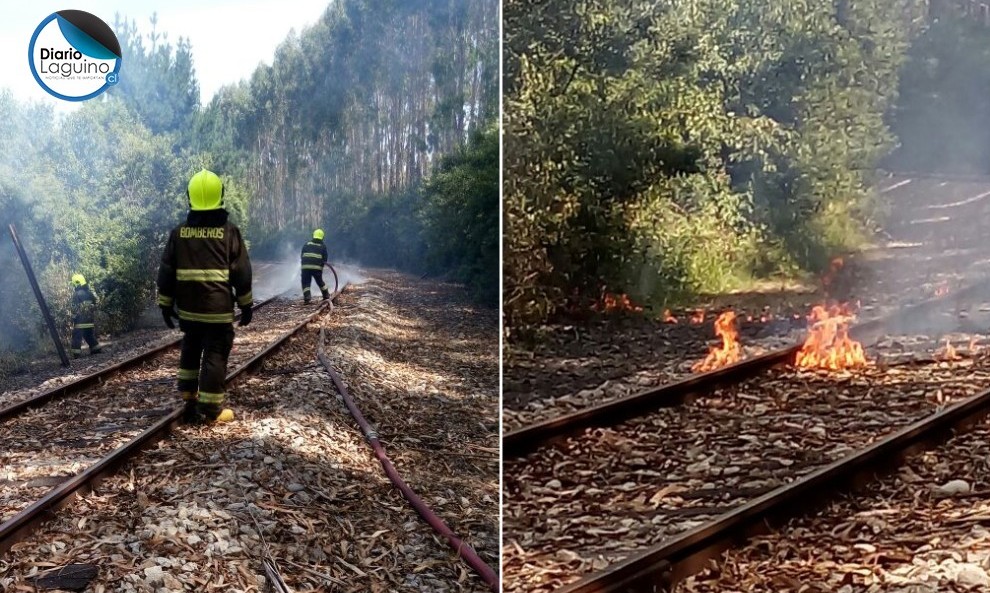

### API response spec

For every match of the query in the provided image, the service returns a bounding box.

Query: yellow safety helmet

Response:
[187,169,225,211]
[71,273,86,287]
[313,229,325,240]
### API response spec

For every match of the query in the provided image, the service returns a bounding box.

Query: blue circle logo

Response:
[28,10,122,102]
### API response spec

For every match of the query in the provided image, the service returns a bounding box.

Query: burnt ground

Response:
[503,174,990,428]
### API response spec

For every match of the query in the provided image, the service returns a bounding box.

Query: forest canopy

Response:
[503,0,990,335]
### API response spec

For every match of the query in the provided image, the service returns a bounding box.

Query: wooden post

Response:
[8,224,70,367]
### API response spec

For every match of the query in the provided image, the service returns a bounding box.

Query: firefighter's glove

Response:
[160,305,178,329]
[239,305,253,327]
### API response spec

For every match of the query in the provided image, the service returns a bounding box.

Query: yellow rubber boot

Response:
[198,403,234,424]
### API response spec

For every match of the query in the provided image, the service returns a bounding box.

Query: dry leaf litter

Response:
[1,298,319,522]
[503,341,990,592]
[680,413,990,592]
[0,270,497,592]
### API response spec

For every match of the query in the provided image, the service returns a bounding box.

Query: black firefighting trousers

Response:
[70,327,100,356]
[301,269,330,302]
[176,320,234,406]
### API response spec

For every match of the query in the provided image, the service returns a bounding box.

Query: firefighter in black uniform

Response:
[157,169,253,424]
[300,229,330,304]
[69,274,101,358]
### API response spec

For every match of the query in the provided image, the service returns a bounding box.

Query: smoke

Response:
[867,173,990,339]
[332,262,369,289]
[0,235,36,354]
[854,12,990,338]
[252,240,367,301]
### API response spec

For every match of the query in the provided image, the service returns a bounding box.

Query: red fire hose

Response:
[324,263,339,294]
[317,328,499,591]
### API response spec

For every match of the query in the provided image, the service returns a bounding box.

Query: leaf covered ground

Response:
[0,270,498,592]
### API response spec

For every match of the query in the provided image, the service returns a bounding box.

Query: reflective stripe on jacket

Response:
[72,285,97,327]
[300,238,328,271]
[156,209,252,324]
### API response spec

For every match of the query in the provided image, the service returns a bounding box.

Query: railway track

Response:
[505,278,990,458]
[506,170,990,434]
[551,365,990,593]
[503,282,990,593]
[680,408,990,591]
[0,284,345,554]
[0,295,278,421]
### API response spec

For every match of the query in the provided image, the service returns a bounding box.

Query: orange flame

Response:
[692,311,741,372]
[794,305,867,370]
[938,338,961,361]
[822,257,844,291]
[663,309,678,323]
[593,292,643,313]
[690,309,705,324]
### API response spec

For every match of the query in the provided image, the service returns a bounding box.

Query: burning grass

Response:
[593,292,643,314]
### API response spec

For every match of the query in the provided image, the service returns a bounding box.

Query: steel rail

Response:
[504,278,990,458]
[0,286,346,554]
[0,295,279,423]
[554,376,990,593]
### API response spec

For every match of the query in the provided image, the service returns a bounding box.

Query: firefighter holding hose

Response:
[300,229,330,304]
[69,274,102,358]
[156,169,253,424]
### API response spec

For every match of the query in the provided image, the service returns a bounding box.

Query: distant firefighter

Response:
[69,273,101,358]
[157,169,253,424]
[300,228,330,304]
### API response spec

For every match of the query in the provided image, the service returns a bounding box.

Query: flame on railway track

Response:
[938,338,961,361]
[663,309,678,323]
[690,309,705,324]
[692,311,741,372]
[934,283,950,297]
[794,305,867,370]
[591,291,643,313]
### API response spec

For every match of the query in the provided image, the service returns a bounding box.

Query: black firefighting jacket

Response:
[72,285,97,328]
[300,238,328,271]
[156,209,252,324]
